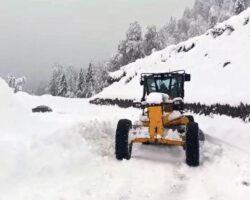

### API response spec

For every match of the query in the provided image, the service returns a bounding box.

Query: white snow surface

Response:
[1,78,250,200]
[95,8,250,105]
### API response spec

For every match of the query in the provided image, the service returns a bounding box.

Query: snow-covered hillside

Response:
[95,8,250,105]
[1,77,250,200]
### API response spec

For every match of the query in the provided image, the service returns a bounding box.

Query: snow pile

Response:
[0,78,17,109]
[0,78,26,122]
[95,8,250,105]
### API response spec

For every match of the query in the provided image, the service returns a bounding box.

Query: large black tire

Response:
[186,122,199,167]
[115,119,133,160]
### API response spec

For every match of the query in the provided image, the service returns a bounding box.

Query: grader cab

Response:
[115,70,203,166]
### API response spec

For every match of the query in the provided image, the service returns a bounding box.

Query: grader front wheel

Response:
[115,119,133,160]
[186,122,200,167]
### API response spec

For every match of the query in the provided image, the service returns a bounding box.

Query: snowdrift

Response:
[95,8,250,105]
[0,78,26,122]
[0,78,18,109]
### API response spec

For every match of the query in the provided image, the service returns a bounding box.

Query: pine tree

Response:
[234,0,246,14]
[176,19,189,41]
[107,53,123,72]
[143,25,161,56]
[76,68,85,98]
[94,64,109,93]
[7,75,26,93]
[84,62,96,98]
[14,77,26,93]
[57,73,68,97]
[183,8,191,19]
[118,21,144,66]
[7,74,16,89]
[208,6,219,28]
[49,73,57,96]
[65,65,77,97]
[158,17,177,48]
[126,21,143,41]
[49,64,63,96]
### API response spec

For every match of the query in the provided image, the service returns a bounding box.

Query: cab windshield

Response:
[146,76,182,98]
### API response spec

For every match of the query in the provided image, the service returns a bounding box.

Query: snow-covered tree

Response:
[126,21,143,41]
[234,0,246,14]
[84,62,96,98]
[7,74,26,93]
[176,19,190,41]
[143,25,161,56]
[14,77,26,93]
[65,65,77,97]
[7,74,16,89]
[49,64,64,96]
[107,53,123,72]
[106,22,145,71]
[76,68,86,98]
[57,73,68,97]
[118,21,144,66]
[158,17,177,48]
[94,64,109,93]
[118,39,144,65]
[208,6,219,27]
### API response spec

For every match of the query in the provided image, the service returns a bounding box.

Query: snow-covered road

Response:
[1,88,250,200]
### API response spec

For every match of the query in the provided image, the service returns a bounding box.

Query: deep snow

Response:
[1,78,250,200]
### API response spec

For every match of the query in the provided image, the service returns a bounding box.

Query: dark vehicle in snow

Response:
[32,105,52,113]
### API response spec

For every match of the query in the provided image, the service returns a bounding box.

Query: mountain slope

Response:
[94,8,250,105]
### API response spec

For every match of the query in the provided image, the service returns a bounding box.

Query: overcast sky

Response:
[0,0,194,89]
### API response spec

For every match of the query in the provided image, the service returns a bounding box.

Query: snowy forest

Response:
[45,0,249,98]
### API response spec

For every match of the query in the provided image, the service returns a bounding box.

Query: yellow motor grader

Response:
[115,70,203,166]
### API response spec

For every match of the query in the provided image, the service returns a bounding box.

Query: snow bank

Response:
[0,78,18,110]
[95,8,250,105]
[0,78,26,122]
